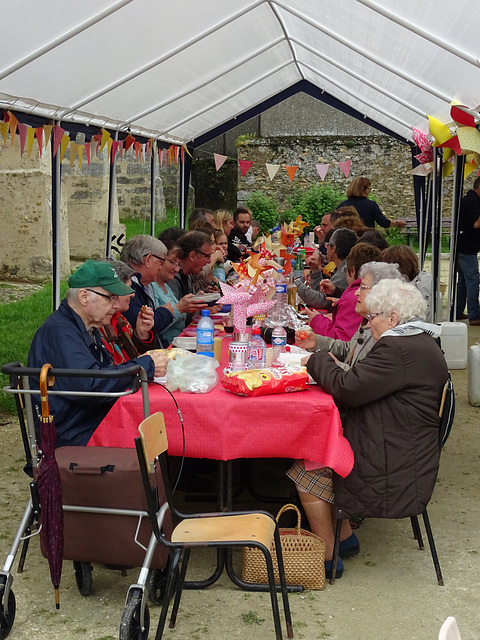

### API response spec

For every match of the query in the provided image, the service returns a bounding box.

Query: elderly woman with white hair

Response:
[290,279,448,580]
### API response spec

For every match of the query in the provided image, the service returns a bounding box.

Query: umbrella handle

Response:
[39,363,54,419]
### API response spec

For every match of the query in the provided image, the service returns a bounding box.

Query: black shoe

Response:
[469,319,480,326]
[456,313,468,320]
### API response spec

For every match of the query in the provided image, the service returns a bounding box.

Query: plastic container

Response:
[468,344,480,406]
[196,309,214,357]
[271,324,287,367]
[439,322,467,369]
[270,269,288,323]
[247,326,266,369]
[212,262,225,282]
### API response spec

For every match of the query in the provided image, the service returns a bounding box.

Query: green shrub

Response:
[245,192,279,233]
[282,184,345,229]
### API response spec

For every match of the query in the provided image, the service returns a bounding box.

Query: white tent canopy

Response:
[2,0,480,145]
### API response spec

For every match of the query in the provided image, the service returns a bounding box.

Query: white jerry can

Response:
[468,344,480,406]
[439,322,468,370]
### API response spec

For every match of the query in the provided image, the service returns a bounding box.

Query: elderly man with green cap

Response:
[28,260,168,447]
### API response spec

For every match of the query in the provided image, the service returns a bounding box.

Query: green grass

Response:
[0,282,68,413]
[122,208,182,239]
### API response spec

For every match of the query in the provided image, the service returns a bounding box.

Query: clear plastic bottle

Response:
[212,261,226,282]
[247,326,266,369]
[271,323,287,367]
[271,268,288,322]
[196,309,215,357]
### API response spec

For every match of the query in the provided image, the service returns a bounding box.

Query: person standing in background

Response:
[456,176,480,325]
[339,177,406,230]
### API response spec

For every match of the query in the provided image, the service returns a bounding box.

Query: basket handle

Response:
[275,503,301,535]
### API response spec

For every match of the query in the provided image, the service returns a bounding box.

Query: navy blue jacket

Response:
[27,299,155,447]
[338,196,391,228]
[457,189,480,254]
[123,274,174,348]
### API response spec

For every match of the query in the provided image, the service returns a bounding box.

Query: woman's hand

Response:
[176,294,207,315]
[135,306,154,340]
[210,249,224,264]
[295,329,316,350]
[305,307,320,323]
[148,351,168,378]
[319,279,335,294]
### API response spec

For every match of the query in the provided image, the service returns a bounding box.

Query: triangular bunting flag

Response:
[315,163,329,181]
[43,124,53,148]
[99,128,111,153]
[69,142,77,167]
[0,122,9,145]
[18,123,28,156]
[111,140,119,163]
[8,112,18,147]
[214,153,228,171]
[107,138,113,158]
[59,135,70,163]
[125,134,135,153]
[239,159,254,176]
[265,164,280,181]
[35,128,43,157]
[338,160,351,178]
[118,139,124,159]
[53,125,65,157]
[27,127,35,157]
[286,166,298,182]
[450,105,476,128]
[78,145,83,170]
[85,142,91,167]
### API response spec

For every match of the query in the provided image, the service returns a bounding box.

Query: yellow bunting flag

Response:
[107,138,113,158]
[7,112,18,146]
[0,122,9,145]
[69,142,77,167]
[428,115,452,146]
[59,135,70,162]
[442,160,454,177]
[35,128,43,157]
[99,128,111,153]
[43,124,53,148]
[27,127,35,157]
[78,145,83,170]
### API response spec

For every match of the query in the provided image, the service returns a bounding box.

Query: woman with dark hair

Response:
[339,177,406,229]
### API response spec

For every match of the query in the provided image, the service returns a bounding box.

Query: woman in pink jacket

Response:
[307,243,382,340]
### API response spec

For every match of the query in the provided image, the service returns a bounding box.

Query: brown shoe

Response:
[457,313,468,320]
[469,319,480,326]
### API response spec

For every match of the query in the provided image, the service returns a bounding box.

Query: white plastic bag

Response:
[166,353,219,393]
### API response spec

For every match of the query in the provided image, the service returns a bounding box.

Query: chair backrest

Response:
[438,616,462,640]
[138,412,169,466]
[439,373,455,449]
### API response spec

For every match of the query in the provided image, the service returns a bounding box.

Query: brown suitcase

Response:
[41,446,171,569]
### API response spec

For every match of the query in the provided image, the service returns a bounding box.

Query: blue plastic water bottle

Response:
[196,310,215,357]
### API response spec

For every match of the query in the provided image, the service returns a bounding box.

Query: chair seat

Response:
[172,512,276,546]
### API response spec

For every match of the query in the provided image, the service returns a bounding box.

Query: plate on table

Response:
[172,336,197,351]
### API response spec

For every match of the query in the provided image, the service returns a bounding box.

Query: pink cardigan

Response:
[309,278,363,341]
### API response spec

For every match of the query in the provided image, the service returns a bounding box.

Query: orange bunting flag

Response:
[59,134,70,163]
[85,142,91,167]
[69,142,77,167]
[7,112,18,147]
[99,128,111,153]
[338,160,351,178]
[0,122,9,145]
[53,125,65,157]
[27,127,35,157]
[214,153,228,171]
[239,158,253,176]
[134,141,141,161]
[124,134,135,153]
[18,123,28,156]
[43,123,53,148]
[286,166,298,182]
[35,128,43,157]
[77,145,83,170]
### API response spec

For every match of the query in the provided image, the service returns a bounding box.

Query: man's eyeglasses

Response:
[150,253,165,263]
[196,250,212,259]
[85,288,119,302]
[164,257,181,269]
[366,312,383,321]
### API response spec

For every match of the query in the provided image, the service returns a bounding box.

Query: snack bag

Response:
[221,365,309,397]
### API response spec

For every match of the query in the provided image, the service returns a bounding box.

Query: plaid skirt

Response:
[286,460,334,504]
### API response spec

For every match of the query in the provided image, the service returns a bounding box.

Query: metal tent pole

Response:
[51,121,62,310]
[106,130,118,258]
[150,141,156,236]
[431,148,443,322]
[448,155,465,321]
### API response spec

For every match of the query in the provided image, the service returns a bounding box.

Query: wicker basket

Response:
[242,503,326,590]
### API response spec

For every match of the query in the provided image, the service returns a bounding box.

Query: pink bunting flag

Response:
[18,123,28,156]
[412,127,431,152]
[85,142,91,167]
[414,149,434,164]
[238,159,254,176]
[35,128,43,157]
[118,139,124,159]
[315,163,329,181]
[111,140,119,163]
[214,153,227,171]
[52,125,65,157]
[338,160,351,178]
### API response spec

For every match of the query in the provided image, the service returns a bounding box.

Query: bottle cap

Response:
[202,309,210,316]
[252,326,261,335]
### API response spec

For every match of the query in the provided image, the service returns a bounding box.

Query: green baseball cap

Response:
[68,260,134,295]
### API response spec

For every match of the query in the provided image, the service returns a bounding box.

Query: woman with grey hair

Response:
[296,261,402,370]
[289,279,448,580]
[120,235,174,347]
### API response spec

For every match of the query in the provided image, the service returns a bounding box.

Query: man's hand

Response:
[319,279,335,294]
[148,351,168,377]
[295,329,316,350]
[135,306,154,340]
[176,294,207,315]
[314,225,325,242]
[305,250,320,270]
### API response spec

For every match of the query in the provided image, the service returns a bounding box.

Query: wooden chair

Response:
[125,411,293,640]
[330,375,455,586]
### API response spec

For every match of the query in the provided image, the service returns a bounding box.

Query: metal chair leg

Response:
[329,518,342,585]
[274,526,294,639]
[421,509,444,586]
[410,516,424,549]
[263,547,284,640]
[169,548,191,629]
[155,549,181,640]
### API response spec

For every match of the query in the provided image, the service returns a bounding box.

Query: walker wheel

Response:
[119,593,150,640]
[0,580,16,640]
[73,561,93,596]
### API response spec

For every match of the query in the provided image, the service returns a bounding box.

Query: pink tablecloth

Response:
[89,380,354,478]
